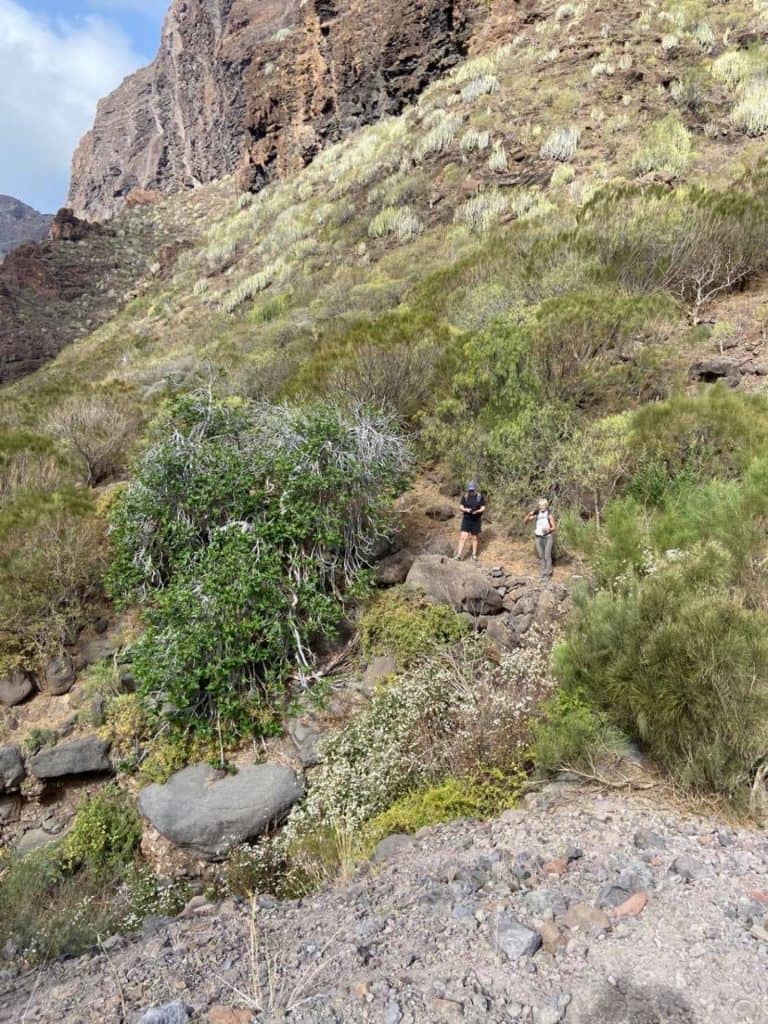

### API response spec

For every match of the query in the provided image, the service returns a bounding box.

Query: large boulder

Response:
[0,745,24,791]
[0,669,34,707]
[43,654,76,695]
[375,550,415,586]
[404,555,504,616]
[138,763,304,860]
[28,736,112,779]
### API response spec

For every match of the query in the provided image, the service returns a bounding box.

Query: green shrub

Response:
[361,770,524,853]
[361,591,467,666]
[107,391,411,740]
[633,116,692,178]
[23,728,58,755]
[0,486,105,668]
[554,545,768,803]
[579,185,768,319]
[63,785,142,873]
[533,689,626,775]
[0,845,187,963]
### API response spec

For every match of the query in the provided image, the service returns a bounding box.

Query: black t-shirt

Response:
[461,492,484,517]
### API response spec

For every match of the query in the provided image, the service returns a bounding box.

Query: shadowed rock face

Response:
[68,0,485,219]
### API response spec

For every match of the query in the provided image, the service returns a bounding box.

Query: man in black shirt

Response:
[455,481,486,562]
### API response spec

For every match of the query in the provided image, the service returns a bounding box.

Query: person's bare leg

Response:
[471,534,479,560]
[456,531,468,559]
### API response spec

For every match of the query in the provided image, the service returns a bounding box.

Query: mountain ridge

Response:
[0,195,52,260]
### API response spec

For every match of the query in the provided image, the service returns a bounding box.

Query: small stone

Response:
[542,858,568,877]
[633,829,666,850]
[610,891,648,919]
[670,855,701,881]
[383,1000,403,1024]
[371,833,414,864]
[561,902,611,935]
[136,1002,189,1024]
[492,915,542,961]
[538,921,567,955]
[748,890,768,905]
[597,884,631,909]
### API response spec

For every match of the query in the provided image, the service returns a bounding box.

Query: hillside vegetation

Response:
[2,0,768,963]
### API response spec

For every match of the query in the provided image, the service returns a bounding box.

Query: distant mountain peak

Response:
[0,196,53,259]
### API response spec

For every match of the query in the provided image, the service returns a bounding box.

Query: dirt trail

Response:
[396,477,575,583]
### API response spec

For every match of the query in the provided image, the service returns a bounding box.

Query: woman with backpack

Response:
[455,481,486,562]
[525,498,556,580]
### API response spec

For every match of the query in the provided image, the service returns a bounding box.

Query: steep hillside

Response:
[0,196,52,259]
[2,0,768,992]
[68,0,490,220]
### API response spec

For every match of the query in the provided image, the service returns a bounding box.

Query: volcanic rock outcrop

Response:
[68,0,487,219]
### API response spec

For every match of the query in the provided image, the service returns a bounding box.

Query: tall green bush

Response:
[107,391,411,739]
[554,545,768,802]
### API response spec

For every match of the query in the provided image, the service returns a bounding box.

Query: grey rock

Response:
[422,536,455,558]
[136,1001,189,1024]
[375,550,415,586]
[670,855,702,881]
[371,833,414,864]
[28,736,112,779]
[138,763,304,859]
[486,617,516,652]
[0,670,34,707]
[43,654,76,695]
[287,717,324,767]
[362,656,397,693]
[15,827,64,855]
[492,915,542,961]
[533,993,571,1024]
[0,745,24,791]
[405,555,504,616]
[633,829,666,850]
[598,884,631,909]
[383,1000,403,1024]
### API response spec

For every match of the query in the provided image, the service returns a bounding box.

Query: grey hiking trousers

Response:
[535,533,554,578]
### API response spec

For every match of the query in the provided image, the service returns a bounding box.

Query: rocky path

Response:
[3,784,767,1024]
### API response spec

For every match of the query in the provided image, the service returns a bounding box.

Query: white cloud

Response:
[0,1,144,211]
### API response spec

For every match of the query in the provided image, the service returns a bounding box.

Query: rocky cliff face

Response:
[68,0,485,219]
[0,195,52,259]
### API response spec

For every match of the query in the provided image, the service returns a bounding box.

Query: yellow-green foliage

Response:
[454,189,509,234]
[540,125,580,162]
[634,116,692,177]
[361,590,468,666]
[221,261,286,313]
[361,771,525,854]
[63,785,142,873]
[732,80,768,136]
[415,113,463,161]
[368,206,423,241]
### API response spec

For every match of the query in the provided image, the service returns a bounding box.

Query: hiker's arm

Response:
[475,505,486,515]
[549,514,557,532]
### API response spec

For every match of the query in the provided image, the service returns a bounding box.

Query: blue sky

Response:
[0,0,166,212]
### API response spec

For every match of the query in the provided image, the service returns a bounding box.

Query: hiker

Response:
[525,498,557,580]
[455,481,486,562]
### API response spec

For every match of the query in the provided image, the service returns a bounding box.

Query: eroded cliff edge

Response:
[67,0,487,220]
